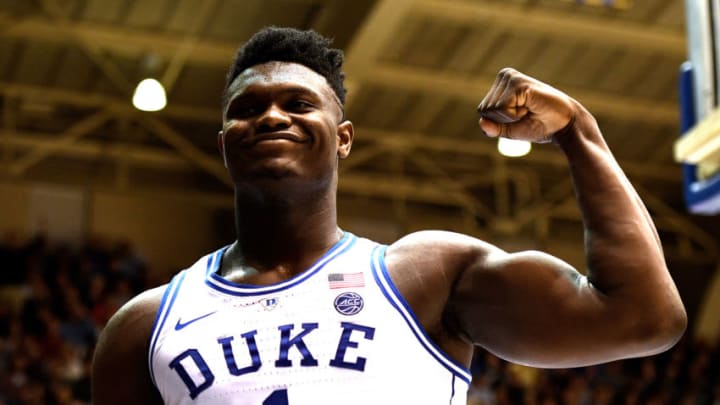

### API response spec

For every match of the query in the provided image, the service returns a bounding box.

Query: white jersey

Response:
[149,232,470,404]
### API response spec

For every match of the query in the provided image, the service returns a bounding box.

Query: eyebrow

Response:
[231,84,321,100]
[283,86,323,98]
[226,85,316,110]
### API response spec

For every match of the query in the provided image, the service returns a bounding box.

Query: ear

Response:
[217,130,228,168]
[336,120,354,159]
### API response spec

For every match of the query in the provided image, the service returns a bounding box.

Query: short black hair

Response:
[223,26,346,108]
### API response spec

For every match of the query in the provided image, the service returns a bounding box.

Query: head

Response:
[222,26,347,111]
[218,27,353,200]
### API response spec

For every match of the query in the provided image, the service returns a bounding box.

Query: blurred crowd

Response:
[0,233,718,405]
[0,232,147,405]
[468,334,720,405]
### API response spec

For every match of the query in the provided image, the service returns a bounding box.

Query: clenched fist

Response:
[477,68,579,143]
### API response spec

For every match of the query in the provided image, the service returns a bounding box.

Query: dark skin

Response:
[92,63,687,404]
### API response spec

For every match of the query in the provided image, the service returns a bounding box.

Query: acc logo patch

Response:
[334,292,364,316]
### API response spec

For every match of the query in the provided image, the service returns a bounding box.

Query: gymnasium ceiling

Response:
[0,0,718,265]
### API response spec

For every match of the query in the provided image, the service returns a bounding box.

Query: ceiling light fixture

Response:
[497,138,531,158]
[132,78,167,112]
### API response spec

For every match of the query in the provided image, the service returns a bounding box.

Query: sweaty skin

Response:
[91,64,686,404]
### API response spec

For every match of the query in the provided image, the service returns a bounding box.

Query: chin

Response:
[234,170,333,204]
[230,158,298,180]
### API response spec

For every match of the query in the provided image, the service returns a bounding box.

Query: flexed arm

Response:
[444,68,686,367]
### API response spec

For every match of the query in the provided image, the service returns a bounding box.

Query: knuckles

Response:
[497,67,526,87]
[497,67,518,78]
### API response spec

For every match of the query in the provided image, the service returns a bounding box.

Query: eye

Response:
[226,102,260,119]
[232,107,257,118]
[287,99,315,112]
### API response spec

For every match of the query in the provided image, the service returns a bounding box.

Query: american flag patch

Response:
[327,272,365,289]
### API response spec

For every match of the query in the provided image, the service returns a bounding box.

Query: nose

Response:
[256,104,291,132]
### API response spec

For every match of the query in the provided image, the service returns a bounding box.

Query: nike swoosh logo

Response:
[174,311,217,331]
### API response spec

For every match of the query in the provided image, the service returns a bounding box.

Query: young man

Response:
[92,27,686,404]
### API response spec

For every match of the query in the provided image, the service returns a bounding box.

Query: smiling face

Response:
[219,62,353,196]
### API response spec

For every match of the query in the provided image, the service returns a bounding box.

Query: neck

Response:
[226,181,342,276]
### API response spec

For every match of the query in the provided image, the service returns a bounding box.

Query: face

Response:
[219,62,353,192]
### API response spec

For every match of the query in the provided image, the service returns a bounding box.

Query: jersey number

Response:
[263,389,288,405]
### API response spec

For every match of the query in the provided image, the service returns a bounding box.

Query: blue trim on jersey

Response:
[370,245,472,384]
[204,232,356,296]
[205,247,228,276]
[148,270,187,387]
[450,374,456,404]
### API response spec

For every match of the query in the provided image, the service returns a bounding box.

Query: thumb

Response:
[479,118,502,137]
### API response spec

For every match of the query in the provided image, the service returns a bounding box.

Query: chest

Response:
[153,276,388,397]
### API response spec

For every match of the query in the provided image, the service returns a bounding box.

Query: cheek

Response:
[222,122,249,147]
[306,118,337,150]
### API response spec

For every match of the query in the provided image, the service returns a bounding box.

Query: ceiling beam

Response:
[341,0,674,127]
[0,82,220,123]
[0,130,192,169]
[1,13,236,67]
[9,109,113,176]
[38,0,133,94]
[160,0,219,92]
[1,89,226,185]
[359,128,682,183]
[343,0,415,74]
[341,173,485,210]
[404,151,494,218]
[2,1,684,64]
[342,0,416,109]
[416,0,686,57]
[137,116,231,187]
[364,63,679,126]
[635,184,719,257]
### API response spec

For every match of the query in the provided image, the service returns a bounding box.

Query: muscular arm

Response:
[391,69,686,369]
[92,287,165,405]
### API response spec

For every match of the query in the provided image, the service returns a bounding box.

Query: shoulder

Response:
[385,230,502,273]
[94,285,167,365]
[92,285,167,404]
[103,285,167,342]
[380,230,502,330]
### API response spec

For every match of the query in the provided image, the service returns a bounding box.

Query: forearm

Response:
[555,103,685,328]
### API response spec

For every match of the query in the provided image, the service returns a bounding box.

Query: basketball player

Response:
[91,27,686,404]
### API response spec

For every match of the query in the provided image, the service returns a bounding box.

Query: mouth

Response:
[242,132,307,147]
